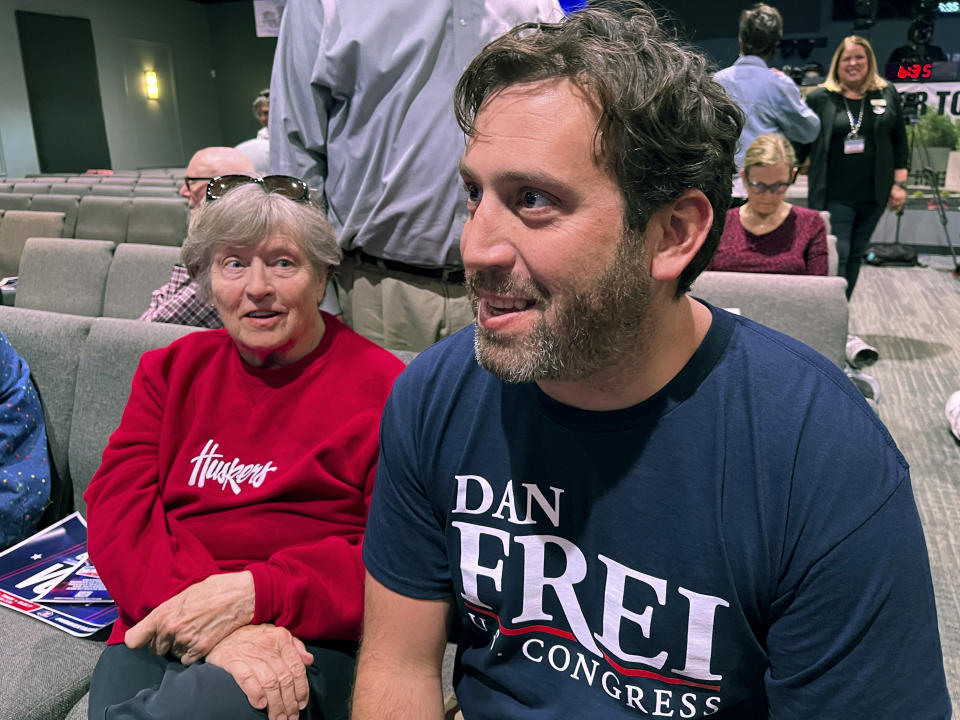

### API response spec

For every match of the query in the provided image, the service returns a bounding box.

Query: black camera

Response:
[901,92,925,124]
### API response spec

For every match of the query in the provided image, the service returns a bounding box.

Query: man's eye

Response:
[464,183,481,203]
[274,258,294,268]
[224,259,244,269]
[520,190,551,209]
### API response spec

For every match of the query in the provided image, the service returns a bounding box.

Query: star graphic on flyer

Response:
[30,554,42,560]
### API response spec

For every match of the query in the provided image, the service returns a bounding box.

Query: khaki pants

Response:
[335,256,475,352]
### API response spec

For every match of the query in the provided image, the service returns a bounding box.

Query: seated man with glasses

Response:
[140,146,257,328]
[709,133,828,275]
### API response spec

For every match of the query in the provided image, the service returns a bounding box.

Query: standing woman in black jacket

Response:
[801,35,908,298]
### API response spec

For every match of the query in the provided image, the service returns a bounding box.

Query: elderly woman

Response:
[85,176,405,720]
[710,133,828,276]
[801,35,908,298]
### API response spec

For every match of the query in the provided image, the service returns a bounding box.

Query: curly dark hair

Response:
[454,1,742,295]
[738,3,783,60]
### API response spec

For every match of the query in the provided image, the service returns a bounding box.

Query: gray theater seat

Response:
[75,197,131,243]
[0,210,65,278]
[103,243,182,319]
[0,194,32,211]
[133,185,179,197]
[136,176,178,186]
[12,182,50,194]
[30,195,81,237]
[70,318,199,514]
[125,197,188,246]
[690,271,849,367]
[15,238,116,316]
[87,185,133,197]
[49,184,87,197]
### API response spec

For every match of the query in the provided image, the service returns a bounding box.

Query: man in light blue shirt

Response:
[714,3,820,169]
[269,0,564,351]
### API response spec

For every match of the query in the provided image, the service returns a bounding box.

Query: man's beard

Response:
[467,231,653,384]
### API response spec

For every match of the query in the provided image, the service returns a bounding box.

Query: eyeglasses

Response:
[206,175,310,203]
[745,167,799,195]
[183,176,214,190]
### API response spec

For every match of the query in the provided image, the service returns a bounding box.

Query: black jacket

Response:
[799,85,909,209]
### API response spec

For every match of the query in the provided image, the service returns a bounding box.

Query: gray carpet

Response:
[849,256,960,707]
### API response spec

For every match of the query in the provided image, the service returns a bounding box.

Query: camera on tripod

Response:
[888,0,946,65]
[902,92,923,123]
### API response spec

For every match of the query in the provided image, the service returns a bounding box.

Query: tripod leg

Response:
[925,170,960,272]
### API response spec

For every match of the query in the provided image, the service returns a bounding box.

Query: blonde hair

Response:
[743,133,796,173]
[823,35,887,94]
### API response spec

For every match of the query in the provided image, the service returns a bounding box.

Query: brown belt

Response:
[348,249,465,284]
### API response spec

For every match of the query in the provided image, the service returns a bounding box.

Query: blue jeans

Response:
[825,201,885,299]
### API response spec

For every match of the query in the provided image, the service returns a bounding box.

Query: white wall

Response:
[0,0,222,177]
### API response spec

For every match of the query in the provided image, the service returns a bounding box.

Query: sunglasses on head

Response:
[206,175,310,203]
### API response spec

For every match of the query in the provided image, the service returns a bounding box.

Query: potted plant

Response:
[908,111,958,186]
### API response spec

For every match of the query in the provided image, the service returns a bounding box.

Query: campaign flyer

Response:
[0,512,117,637]
[40,556,113,603]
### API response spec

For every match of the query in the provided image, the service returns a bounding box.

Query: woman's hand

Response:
[888,184,907,212]
[124,571,256,664]
[206,624,314,720]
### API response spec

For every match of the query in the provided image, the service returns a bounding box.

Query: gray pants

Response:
[88,641,356,720]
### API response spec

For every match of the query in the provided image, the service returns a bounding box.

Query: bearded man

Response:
[353,4,951,719]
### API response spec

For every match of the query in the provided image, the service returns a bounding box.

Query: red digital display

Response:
[897,63,933,80]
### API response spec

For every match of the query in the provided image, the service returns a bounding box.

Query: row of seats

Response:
[14,168,184,183]
[21,166,183,178]
[1,168,186,197]
[13,238,180,319]
[9,235,852,369]
[0,193,187,253]
[0,182,181,198]
[8,176,178,185]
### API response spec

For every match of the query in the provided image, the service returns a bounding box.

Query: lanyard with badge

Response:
[843,97,865,154]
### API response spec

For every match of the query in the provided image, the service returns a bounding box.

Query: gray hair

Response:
[454,1,743,296]
[181,182,341,301]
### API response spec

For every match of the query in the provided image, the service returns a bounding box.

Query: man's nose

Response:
[460,199,516,272]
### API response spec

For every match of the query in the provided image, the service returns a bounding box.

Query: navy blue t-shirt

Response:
[364,304,949,718]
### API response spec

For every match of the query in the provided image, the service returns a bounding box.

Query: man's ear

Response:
[647,189,714,284]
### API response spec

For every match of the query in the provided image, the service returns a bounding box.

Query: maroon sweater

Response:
[85,314,405,644]
[709,205,828,276]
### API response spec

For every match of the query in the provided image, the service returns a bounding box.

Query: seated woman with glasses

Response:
[85,175,406,720]
[710,133,828,276]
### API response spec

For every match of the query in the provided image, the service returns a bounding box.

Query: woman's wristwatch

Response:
[895,181,908,190]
